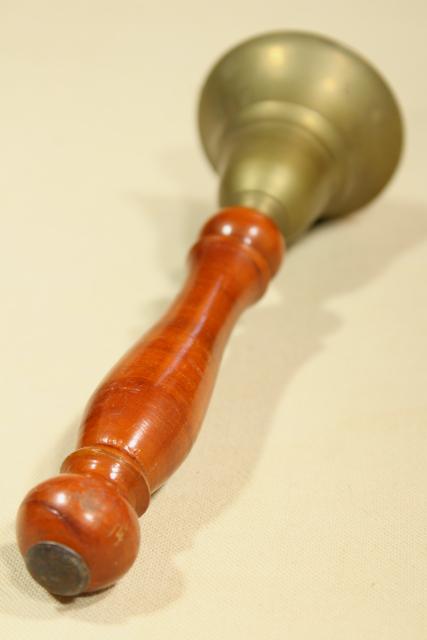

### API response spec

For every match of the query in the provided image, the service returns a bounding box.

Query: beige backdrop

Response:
[1,1,426,638]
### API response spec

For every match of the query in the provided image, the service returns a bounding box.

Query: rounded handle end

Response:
[16,473,140,595]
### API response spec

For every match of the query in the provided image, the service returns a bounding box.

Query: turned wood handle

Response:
[16,206,284,595]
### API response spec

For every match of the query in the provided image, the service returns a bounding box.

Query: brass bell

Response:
[199,31,403,243]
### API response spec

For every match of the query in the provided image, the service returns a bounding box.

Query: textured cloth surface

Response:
[1,2,426,638]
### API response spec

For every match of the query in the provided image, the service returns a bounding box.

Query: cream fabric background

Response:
[1,1,426,638]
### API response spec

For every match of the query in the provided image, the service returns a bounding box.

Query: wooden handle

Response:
[17,206,284,595]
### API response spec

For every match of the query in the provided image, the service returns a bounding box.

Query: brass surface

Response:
[198,32,403,242]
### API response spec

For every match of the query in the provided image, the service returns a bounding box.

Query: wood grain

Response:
[17,206,284,593]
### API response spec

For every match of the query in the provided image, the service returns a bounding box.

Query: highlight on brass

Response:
[16,31,403,597]
[199,31,403,242]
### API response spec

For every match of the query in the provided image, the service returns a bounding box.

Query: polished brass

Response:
[198,31,403,242]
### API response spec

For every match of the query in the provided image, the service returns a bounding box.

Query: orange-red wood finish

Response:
[17,206,285,594]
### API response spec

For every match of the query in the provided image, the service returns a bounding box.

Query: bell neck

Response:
[217,120,340,244]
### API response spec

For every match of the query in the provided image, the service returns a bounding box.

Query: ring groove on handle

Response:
[79,206,285,491]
